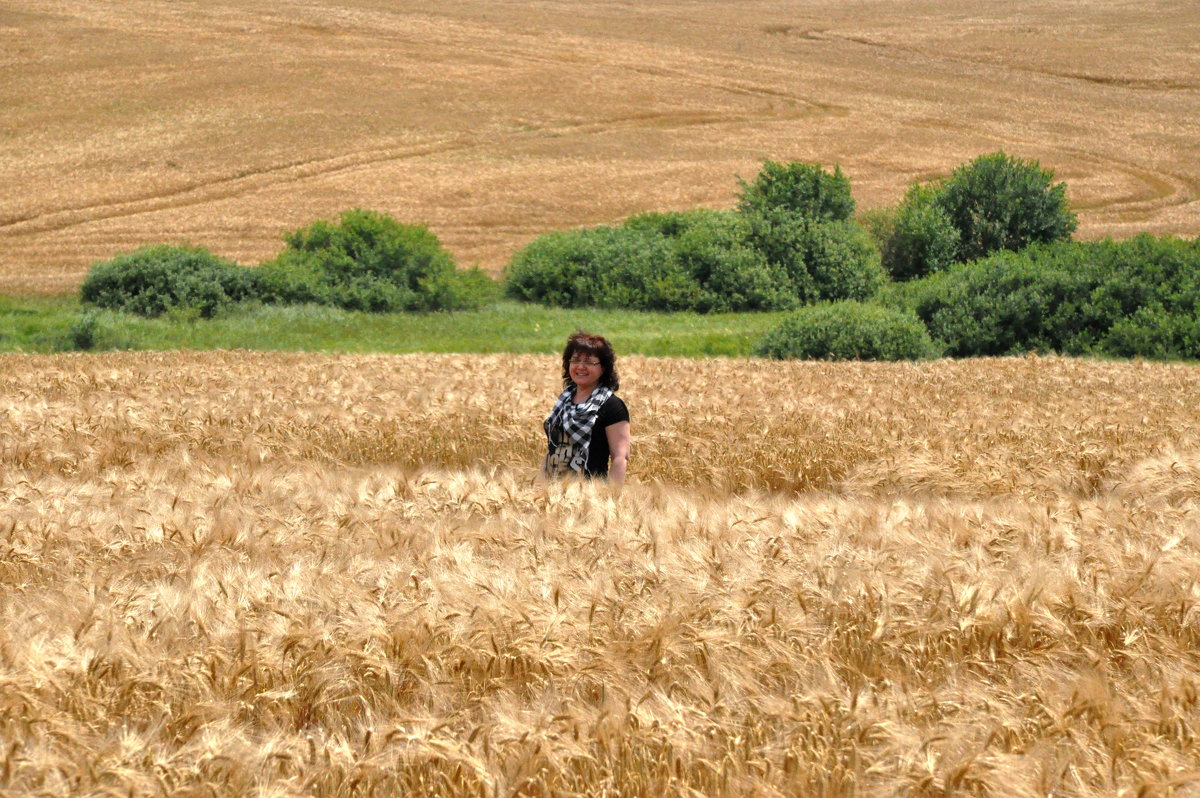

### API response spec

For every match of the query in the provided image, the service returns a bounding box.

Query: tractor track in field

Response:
[3,1,1197,279]
[0,46,842,239]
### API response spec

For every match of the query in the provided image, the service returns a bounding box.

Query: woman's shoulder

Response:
[600,391,626,408]
[599,393,629,422]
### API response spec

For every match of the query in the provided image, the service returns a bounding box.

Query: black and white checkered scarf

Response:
[543,385,614,476]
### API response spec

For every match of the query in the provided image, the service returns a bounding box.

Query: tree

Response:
[881,183,961,280]
[736,160,855,222]
[935,151,1076,262]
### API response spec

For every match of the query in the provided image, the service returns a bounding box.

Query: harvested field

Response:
[3,0,1200,293]
[4,352,1200,795]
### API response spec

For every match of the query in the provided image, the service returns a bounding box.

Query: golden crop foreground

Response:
[3,352,1200,796]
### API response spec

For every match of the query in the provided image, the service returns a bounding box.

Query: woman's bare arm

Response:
[605,420,630,488]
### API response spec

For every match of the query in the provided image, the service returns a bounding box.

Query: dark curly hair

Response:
[561,330,619,391]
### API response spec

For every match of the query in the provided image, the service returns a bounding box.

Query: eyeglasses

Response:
[569,357,601,367]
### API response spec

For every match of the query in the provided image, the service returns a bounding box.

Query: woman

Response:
[543,331,630,487]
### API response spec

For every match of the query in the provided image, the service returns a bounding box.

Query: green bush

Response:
[881,183,961,280]
[879,152,1075,279]
[624,208,724,238]
[257,208,493,312]
[82,211,491,318]
[506,194,888,313]
[891,235,1200,358]
[505,210,799,312]
[891,249,1078,356]
[799,220,887,302]
[737,161,855,222]
[506,162,888,313]
[80,244,253,318]
[935,151,1077,262]
[251,254,333,307]
[745,215,886,304]
[668,211,794,312]
[754,301,938,361]
[1103,305,1200,361]
[505,224,683,310]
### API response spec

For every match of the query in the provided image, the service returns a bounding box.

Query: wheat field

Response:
[3,0,1200,293]
[4,351,1200,796]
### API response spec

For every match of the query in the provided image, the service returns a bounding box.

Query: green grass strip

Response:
[0,296,788,358]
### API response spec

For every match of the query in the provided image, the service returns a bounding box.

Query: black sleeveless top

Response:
[581,395,629,476]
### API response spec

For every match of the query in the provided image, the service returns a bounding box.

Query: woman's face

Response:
[568,349,603,391]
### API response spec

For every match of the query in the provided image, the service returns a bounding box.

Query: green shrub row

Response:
[81,209,496,318]
[752,233,1200,361]
[504,209,885,313]
[505,162,886,313]
[80,155,1069,321]
[80,245,256,318]
[76,154,1200,363]
[885,234,1200,359]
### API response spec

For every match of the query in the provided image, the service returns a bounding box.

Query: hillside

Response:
[2,0,1198,293]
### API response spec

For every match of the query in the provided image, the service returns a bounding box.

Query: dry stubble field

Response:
[4,352,1200,796]
[2,0,1199,293]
